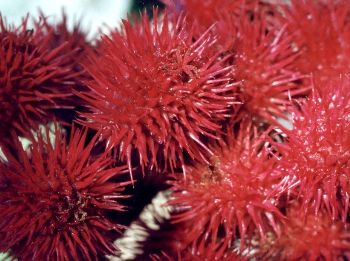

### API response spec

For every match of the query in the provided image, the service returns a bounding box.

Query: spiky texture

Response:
[169,123,286,255]
[35,12,92,123]
[164,1,305,126]
[149,242,247,261]
[278,78,350,221]
[162,0,277,36]
[280,0,350,82]
[39,12,90,67]
[254,203,350,260]
[176,245,246,261]
[37,11,91,86]
[0,125,129,260]
[163,0,245,32]
[228,11,305,126]
[0,16,81,149]
[79,11,236,178]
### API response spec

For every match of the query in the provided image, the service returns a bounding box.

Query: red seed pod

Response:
[164,0,304,126]
[279,77,350,221]
[162,0,276,39]
[79,10,236,179]
[149,242,247,261]
[0,125,130,260]
[255,202,350,260]
[280,0,350,82]
[36,11,92,85]
[169,122,286,253]
[35,12,92,122]
[177,245,246,261]
[0,15,83,149]
[162,0,246,33]
[38,11,91,67]
[229,11,306,126]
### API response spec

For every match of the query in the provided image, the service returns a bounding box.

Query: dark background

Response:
[131,0,165,14]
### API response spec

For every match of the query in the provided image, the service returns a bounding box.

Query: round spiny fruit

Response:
[36,12,92,123]
[39,11,90,66]
[0,16,82,149]
[280,0,350,82]
[254,203,350,260]
[229,10,306,126]
[164,1,302,127]
[279,77,350,221]
[0,125,129,260]
[79,10,236,178]
[37,11,91,86]
[169,123,286,253]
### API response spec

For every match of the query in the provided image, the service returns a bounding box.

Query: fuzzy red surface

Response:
[0,16,83,149]
[163,0,246,33]
[37,12,91,90]
[169,123,286,255]
[79,10,237,179]
[280,0,350,82]
[163,0,276,36]
[35,12,92,123]
[150,242,247,261]
[38,12,91,66]
[255,203,350,260]
[0,126,130,260]
[228,11,306,126]
[278,77,350,221]
[166,0,307,126]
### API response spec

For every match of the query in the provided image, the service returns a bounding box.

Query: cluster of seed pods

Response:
[1,0,350,260]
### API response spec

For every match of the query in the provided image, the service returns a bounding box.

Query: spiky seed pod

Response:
[35,12,92,123]
[39,11,90,67]
[149,242,247,261]
[169,123,286,255]
[0,125,130,260]
[37,11,91,85]
[163,0,303,126]
[279,0,350,82]
[254,202,350,260]
[162,0,245,33]
[0,16,82,149]
[162,0,276,39]
[228,11,306,126]
[79,10,236,178]
[278,77,350,221]
[176,244,247,261]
